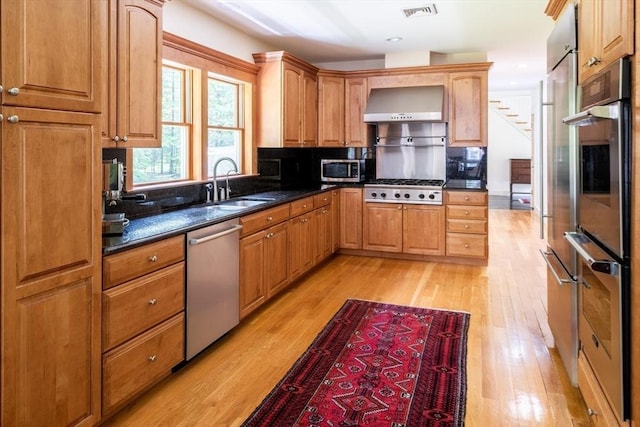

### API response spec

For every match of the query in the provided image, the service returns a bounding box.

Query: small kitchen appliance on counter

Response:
[102,159,128,236]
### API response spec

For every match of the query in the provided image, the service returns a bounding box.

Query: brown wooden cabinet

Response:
[577,0,633,83]
[313,193,334,263]
[239,205,290,318]
[101,235,185,417]
[288,197,315,280]
[253,51,319,147]
[363,203,446,256]
[331,189,341,252]
[577,350,621,427]
[445,191,489,260]
[1,2,104,420]
[339,188,363,249]
[510,158,532,210]
[317,74,369,147]
[102,0,164,147]
[448,70,488,146]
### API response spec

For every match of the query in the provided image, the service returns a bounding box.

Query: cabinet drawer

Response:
[240,204,290,237]
[103,236,185,289]
[577,351,619,427]
[446,205,487,220]
[446,218,487,234]
[103,262,185,351]
[446,233,488,258]
[445,191,488,206]
[313,191,332,208]
[289,196,314,217]
[102,313,184,415]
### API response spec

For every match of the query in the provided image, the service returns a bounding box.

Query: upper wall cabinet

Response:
[577,0,633,83]
[0,0,103,112]
[448,69,488,147]
[318,74,370,147]
[253,51,319,147]
[102,0,164,148]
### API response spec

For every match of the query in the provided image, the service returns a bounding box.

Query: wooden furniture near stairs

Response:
[510,158,532,210]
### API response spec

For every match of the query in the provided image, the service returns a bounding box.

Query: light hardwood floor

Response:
[104,209,591,427]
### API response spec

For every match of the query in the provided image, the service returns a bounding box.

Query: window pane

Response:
[208,79,237,127]
[207,129,241,177]
[163,67,183,122]
[133,125,188,184]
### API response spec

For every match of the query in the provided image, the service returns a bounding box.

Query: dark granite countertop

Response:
[102,186,336,255]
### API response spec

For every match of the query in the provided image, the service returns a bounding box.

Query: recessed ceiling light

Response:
[403,4,438,18]
[386,37,403,42]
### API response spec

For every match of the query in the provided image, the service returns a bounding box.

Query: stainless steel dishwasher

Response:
[186,218,242,360]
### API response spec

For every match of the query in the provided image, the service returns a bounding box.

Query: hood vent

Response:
[363,85,445,123]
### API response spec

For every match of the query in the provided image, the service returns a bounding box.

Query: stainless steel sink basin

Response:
[220,199,268,207]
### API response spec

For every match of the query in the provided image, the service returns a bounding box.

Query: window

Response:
[132,64,190,186]
[207,76,243,177]
[127,33,258,190]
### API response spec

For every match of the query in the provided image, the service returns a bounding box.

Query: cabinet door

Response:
[103,0,162,147]
[345,77,369,147]
[302,72,318,146]
[339,188,363,249]
[403,205,445,255]
[240,232,266,319]
[448,71,487,146]
[332,190,341,251]
[318,76,345,146]
[1,108,101,426]
[363,203,403,252]
[314,206,333,262]
[282,63,303,146]
[0,0,103,112]
[289,214,313,280]
[265,222,289,298]
[599,0,633,67]
[578,0,599,81]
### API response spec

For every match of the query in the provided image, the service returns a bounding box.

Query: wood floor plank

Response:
[103,209,592,427]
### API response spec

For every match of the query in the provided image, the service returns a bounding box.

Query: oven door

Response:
[565,231,630,421]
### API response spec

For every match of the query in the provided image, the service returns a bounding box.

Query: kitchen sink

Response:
[221,199,269,207]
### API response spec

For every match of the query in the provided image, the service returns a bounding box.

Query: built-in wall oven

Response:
[563,57,631,422]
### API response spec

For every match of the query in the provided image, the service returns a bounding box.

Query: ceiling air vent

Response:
[402,4,438,18]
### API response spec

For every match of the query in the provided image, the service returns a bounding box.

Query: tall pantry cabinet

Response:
[0,1,103,426]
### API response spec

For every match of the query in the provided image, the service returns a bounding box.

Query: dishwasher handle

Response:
[189,224,243,245]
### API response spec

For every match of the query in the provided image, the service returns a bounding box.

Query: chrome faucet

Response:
[212,157,238,202]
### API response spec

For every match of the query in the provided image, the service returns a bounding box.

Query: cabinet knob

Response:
[267,216,273,221]
[587,408,598,417]
[148,355,157,362]
[7,87,19,96]
[464,196,470,201]
[0,85,3,93]
[0,114,3,122]
[149,255,158,262]
[464,225,470,229]
[397,206,402,210]
[112,135,120,142]
[302,204,307,208]
[148,298,158,305]
[322,209,328,214]
[7,115,19,123]
[464,244,470,248]
[464,211,470,215]
[121,136,128,142]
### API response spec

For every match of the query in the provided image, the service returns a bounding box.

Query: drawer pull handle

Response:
[149,255,158,262]
[149,355,157,362]
[267,216,273,221]
[148,298,157,305]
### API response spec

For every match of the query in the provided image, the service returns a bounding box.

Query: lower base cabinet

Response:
[445,191,488,260]
[577,351,622,427]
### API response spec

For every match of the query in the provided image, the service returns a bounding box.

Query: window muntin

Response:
[207,77,243,177]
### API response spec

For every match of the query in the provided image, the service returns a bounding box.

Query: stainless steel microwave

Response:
[321,159,365,183]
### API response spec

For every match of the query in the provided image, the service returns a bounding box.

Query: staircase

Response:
[489,94,533,138]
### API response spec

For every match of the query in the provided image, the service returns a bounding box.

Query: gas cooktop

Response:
[364,179,444,205]
[365,178,445,188]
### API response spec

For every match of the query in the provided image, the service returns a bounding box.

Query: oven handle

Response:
[539,249,574,285]
[562,105,618,126]
[564,232,619,275]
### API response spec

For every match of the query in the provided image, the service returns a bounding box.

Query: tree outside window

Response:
[208,77,243,177]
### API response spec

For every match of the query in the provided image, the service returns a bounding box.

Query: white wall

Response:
[486,105,532,197]
[163,0,277,62]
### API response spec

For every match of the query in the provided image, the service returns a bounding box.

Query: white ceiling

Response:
[182,0,555,91]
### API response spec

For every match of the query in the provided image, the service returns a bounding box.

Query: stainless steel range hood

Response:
[363,85,444,123]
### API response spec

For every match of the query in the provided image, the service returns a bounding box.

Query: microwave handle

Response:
[562,105,618,126]
[564,232,620,275]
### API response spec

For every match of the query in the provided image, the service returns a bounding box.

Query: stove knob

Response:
[404,193,410,199]
[380,192,387,198]
[418,194,425,199]
[371,192,377,198]
[394,193,401,199]
[428,194,435,200]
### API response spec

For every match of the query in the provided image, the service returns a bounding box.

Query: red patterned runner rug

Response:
[241,299,470,426]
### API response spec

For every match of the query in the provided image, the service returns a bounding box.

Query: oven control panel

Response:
[364,187,442,205]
